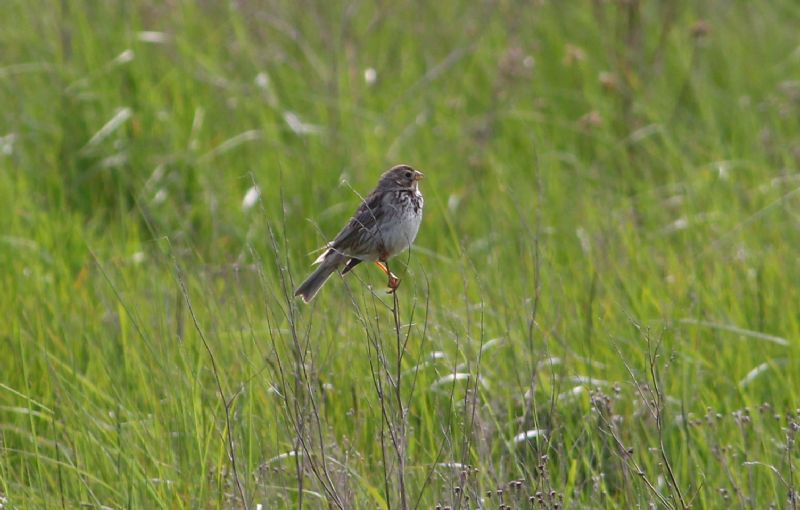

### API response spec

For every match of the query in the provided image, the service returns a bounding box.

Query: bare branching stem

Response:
[174,262,248,510]
[390,287,409,510]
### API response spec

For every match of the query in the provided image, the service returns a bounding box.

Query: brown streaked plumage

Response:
[294,164,425,303]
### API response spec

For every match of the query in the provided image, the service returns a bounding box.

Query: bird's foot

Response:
[386,273,401,294]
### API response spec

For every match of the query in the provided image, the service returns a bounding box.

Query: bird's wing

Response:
[329,190,386,255]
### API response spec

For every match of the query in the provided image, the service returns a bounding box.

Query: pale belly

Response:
[380,208,422,258]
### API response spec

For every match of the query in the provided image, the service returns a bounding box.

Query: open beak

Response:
[414,171,425,181]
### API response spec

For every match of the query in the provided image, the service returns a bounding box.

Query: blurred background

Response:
[2,1,800,508]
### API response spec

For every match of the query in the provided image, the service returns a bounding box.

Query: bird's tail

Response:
[294,251,345,303]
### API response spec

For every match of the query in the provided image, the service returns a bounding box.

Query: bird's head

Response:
[379,164,424,191]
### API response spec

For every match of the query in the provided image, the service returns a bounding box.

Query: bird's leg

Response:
[374,260,401,292]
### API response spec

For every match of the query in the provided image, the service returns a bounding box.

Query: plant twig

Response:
[173,259,248,510]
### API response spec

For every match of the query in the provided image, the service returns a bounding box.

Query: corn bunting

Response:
[295,164,425,302]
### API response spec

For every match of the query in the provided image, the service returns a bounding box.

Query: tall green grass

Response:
[2,0,800,508]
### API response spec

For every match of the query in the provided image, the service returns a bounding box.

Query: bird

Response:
[294,164,425,303]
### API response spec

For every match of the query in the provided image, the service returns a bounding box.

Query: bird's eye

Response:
[404,171,412,178]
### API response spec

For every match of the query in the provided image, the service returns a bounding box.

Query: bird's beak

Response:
[414,171,425,181]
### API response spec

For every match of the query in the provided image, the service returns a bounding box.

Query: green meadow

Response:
[2,1,800,508]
